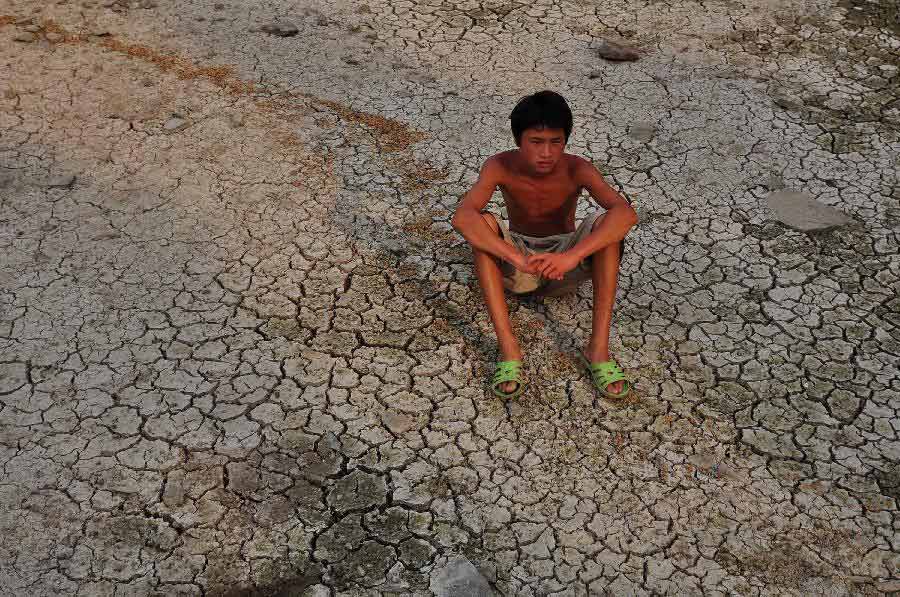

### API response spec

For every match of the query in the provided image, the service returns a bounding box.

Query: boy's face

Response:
[518,126,566,175]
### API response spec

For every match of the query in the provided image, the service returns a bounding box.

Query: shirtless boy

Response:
[451,90,638,400]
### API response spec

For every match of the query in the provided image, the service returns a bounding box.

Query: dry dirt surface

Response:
[1,0,899,595]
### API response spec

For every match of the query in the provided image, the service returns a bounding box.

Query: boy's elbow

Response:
[450,211,465,231]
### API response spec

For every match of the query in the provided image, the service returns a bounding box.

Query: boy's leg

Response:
[585,214,626,395]
[471,213,521,393]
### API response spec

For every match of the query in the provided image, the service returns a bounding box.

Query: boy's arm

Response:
[529,159,638,280]
[451,158,533,272]
[566,158,639,262]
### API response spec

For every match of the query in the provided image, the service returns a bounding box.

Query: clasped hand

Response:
[511,252,579,281]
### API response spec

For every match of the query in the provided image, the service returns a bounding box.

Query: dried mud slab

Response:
[1,0,898,595]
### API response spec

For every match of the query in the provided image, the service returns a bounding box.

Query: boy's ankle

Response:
[499,345,522,362]
[586,344,610,363]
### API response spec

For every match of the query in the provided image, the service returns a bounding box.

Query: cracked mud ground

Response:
[1,0,898,595]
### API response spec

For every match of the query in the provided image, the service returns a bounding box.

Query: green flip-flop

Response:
[491,360,525,400]
[587,359,632,399]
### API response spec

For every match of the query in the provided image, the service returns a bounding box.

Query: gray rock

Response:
[431,556,495,597]
[688,451,718,470]
[45,32,64,43]
[163,117,188,131]
[771,90,804,111]
[44,174,76,188]
[14,32,37,43]
[764,173,786,190]
[597,39,641,61]
[0,363,28,394]
[300,585,329,597]
[628,121,656,142]
[322,430,341,451]
[23,25,41,33]
[765,190,854,231]
[260,21,299,37]
[326,470,387,512]
[382,410,415,434]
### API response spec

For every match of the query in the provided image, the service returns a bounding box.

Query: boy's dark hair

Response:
[510,90,573,146]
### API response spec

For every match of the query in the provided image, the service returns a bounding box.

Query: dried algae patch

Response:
[541,351,579,383]
[402,210,453,243]
[386,155,449,193]
[30,21,426,153]
[41,20,89,43]
[97,38,256,95]
[254,91,428,153]
[307,96,426,153]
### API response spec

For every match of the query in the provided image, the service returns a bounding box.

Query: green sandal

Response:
[491,360,525,400]
[588,360,632,399]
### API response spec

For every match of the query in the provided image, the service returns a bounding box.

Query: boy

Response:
[451,90,638,400]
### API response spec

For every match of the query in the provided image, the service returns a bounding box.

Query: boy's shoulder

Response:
[477,151,515,184]
[484,150,517,170]
[564,153,593,171]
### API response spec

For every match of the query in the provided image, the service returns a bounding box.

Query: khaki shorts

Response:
[484,211,624,296]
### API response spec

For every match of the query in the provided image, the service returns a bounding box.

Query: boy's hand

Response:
[508,252,538,275]
[528,252,579,281]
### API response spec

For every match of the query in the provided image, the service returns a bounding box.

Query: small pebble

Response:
[163,117,188,131]
[14,32,37,43]
[260,21,299,37]
[44,174,76,188]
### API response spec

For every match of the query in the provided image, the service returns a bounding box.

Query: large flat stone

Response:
[628,121,656,142]
[326,470,388,512]
[430,556,495,597]
[765,191,854,231]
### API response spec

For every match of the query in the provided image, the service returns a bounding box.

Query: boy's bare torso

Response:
[494,150,583,237]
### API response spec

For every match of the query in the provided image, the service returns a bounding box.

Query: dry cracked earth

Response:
[1,0,899,595]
